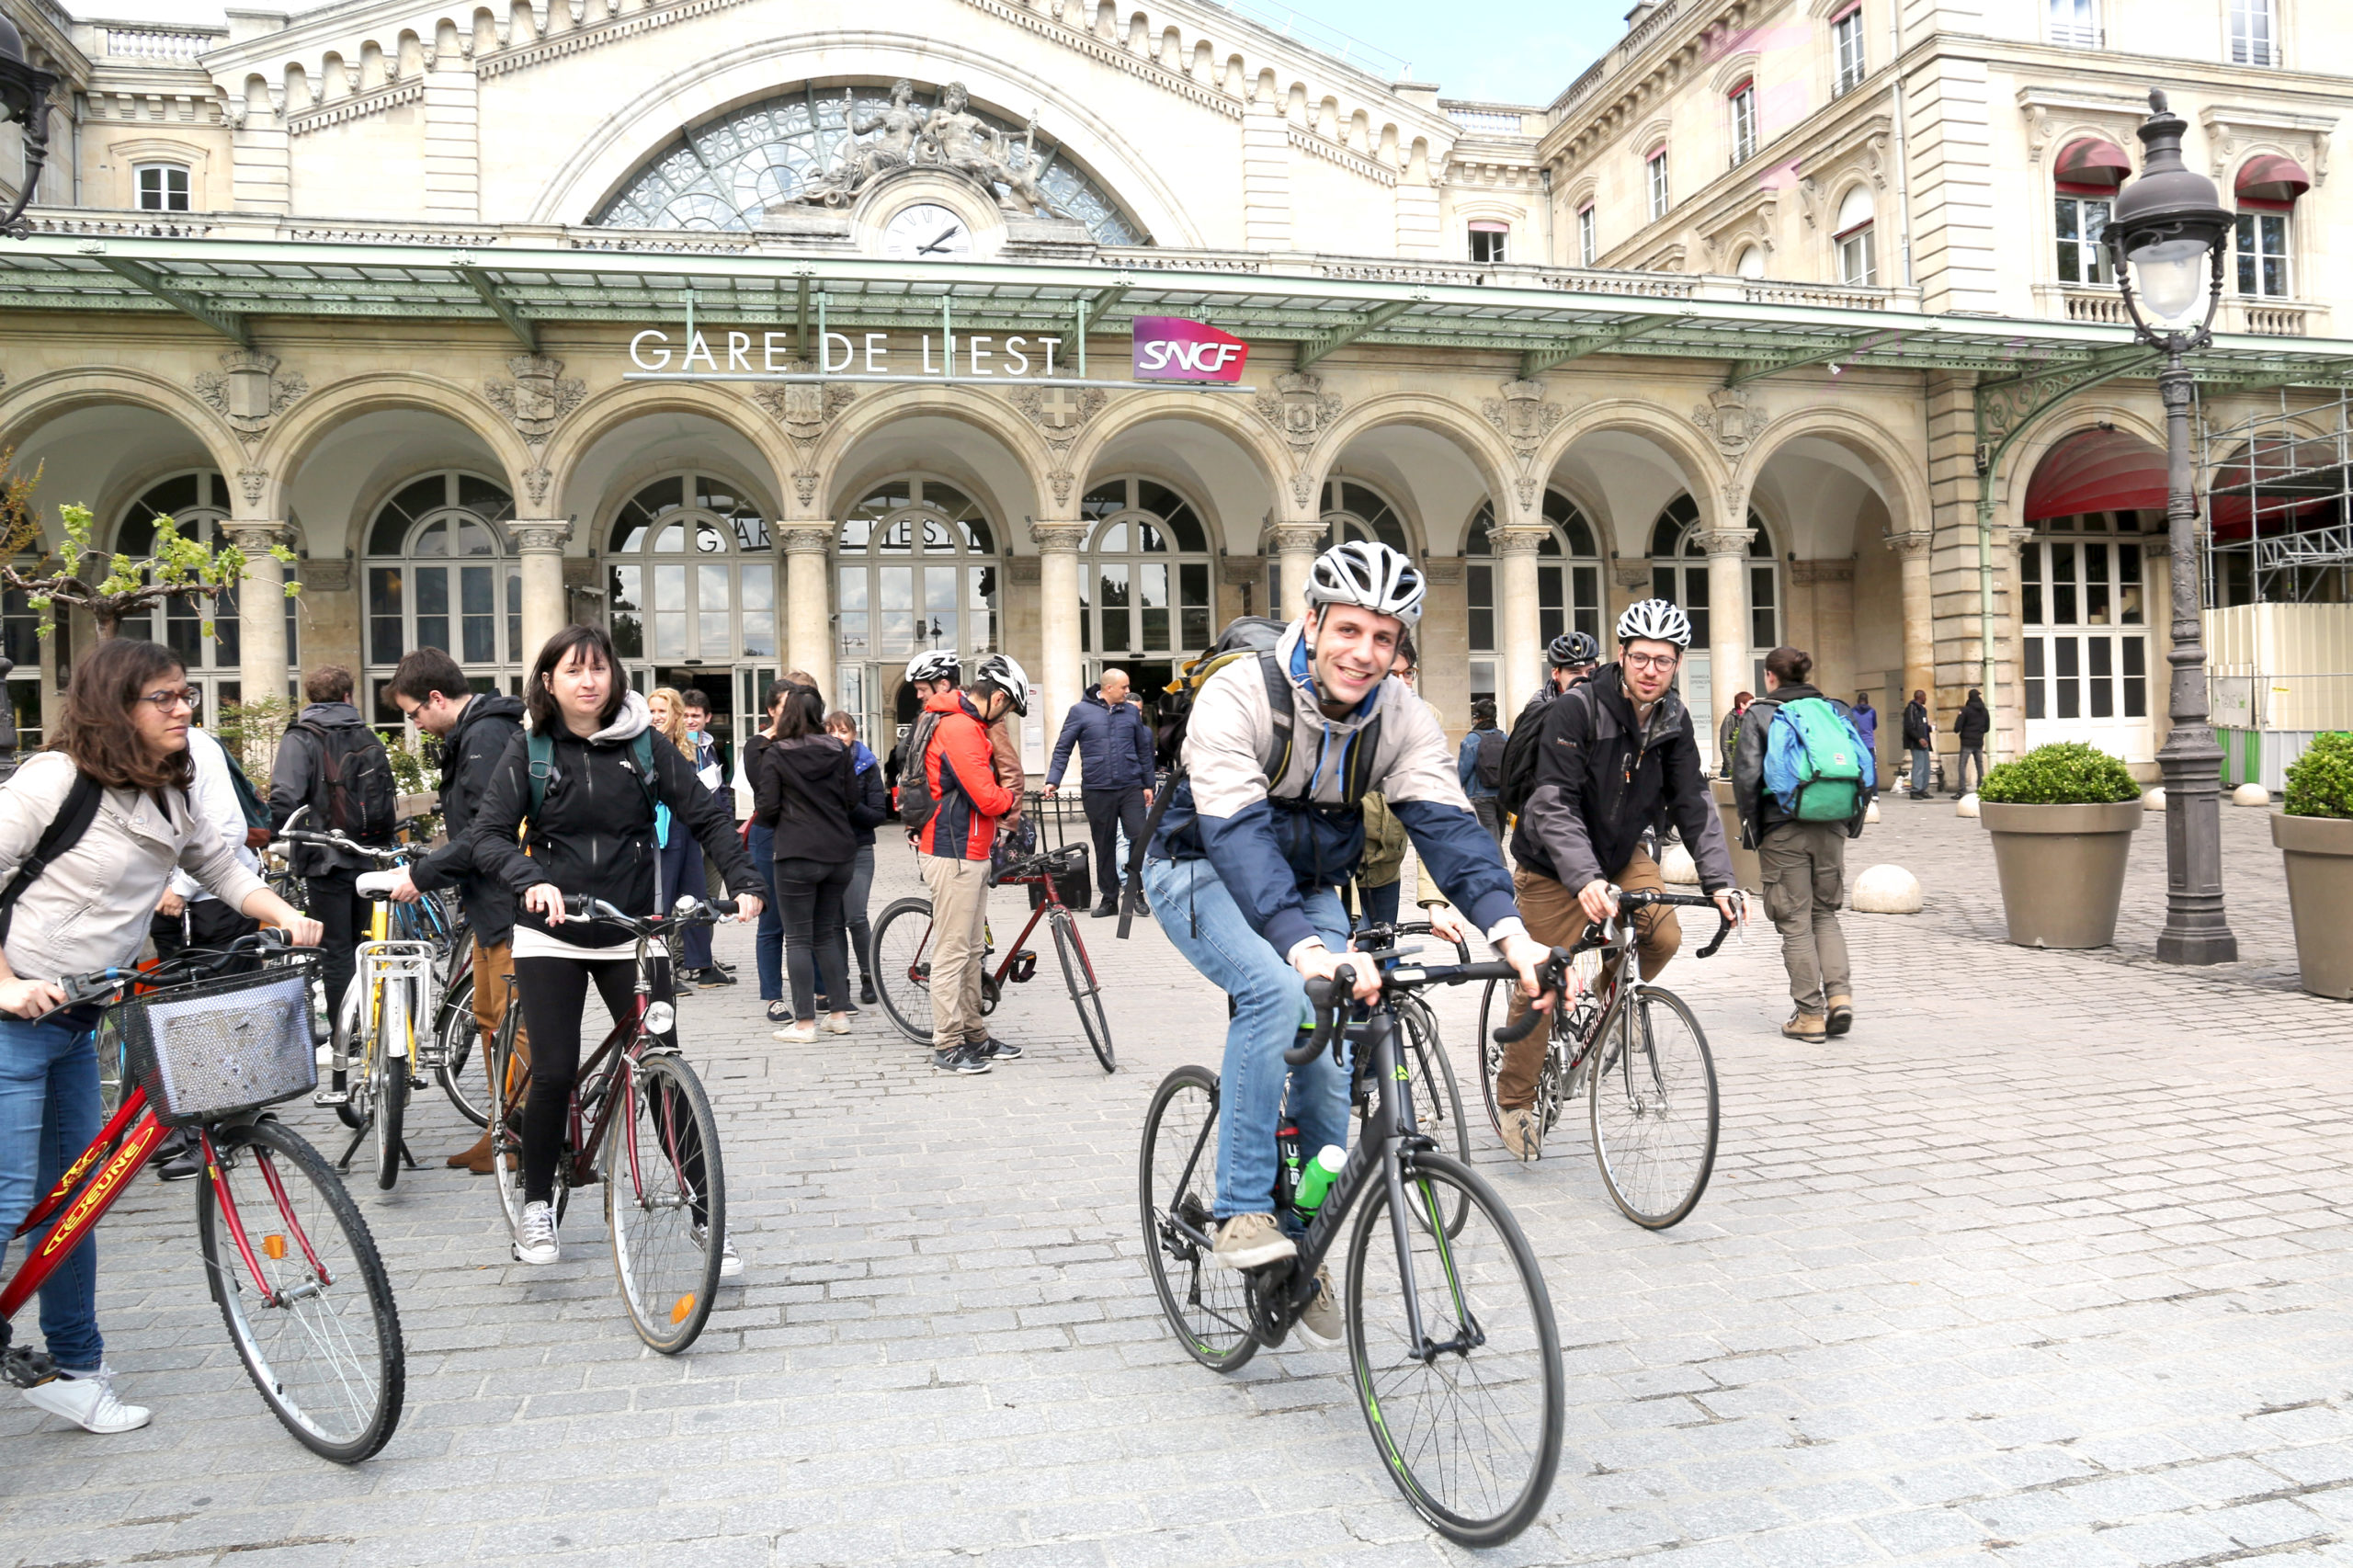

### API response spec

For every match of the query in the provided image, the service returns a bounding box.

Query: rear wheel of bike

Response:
[1588,986,1718,1230]
[1474,977,1512,1140]
[607,1051,726,1355]
[371,983,410,1191]
[1345,1149,1562,1547]
[434,970,487,1129]
[870,897,937,1045]
[1050,910,1114,1073]
[1139,1065,1256,1373]
[198,1118,404,1463]
[485,1001,542,1232]
[334,983,366,1131]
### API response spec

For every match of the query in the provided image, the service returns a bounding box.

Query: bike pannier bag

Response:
[119,965,318,1127]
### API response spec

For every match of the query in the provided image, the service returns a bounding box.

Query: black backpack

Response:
[1496,688,1567,821]
[293,721,398,842]
[1472,727,1507,792]
[897,709,946,836]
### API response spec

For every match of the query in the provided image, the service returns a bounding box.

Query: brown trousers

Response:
[1495,852,1681,1111]
[475,937,529,1100]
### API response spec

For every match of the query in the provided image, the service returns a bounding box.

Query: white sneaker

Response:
[512,1199,560,1265]
[23,1364,151,1434]
[1296,1267,1343,1347]
[772,1022,817,1044]
[823,1015,852,1037]
[693,1224,745,1279]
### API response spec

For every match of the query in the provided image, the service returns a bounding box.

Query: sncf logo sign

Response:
[1131,316,1251,383]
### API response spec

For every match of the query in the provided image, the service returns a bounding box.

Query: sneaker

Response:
[973,1036,1023,1062]
[512,1199,560,1265]
[932,1044,994,1074]
[1781,1011,1828,1043]
[153,1131,199,1183]
[823,1015,852,1036]
[858,979,878,1006]
[1211,1212,1297,1271]
[1296,1267,1342,1346]
[1498,1107,1541,1163]
[1090,900,1119,918]
[764,1001,792,1024]
[699,967,737,988]
[22,1364,150,1434]
[773,1022,818,1044]
[1824,994,1854,1038]
[694,1224,745,1280]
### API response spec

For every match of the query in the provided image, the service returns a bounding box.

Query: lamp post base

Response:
[2153,720,2237,966]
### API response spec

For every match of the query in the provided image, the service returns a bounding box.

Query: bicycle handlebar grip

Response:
[1488,952,1571,1045]
[1285,966,1356,1065]
[708,898,740,916]
[563,892,596,920]
[1694,898,1741,960]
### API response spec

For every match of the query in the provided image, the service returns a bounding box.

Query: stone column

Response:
[1887,530,1936,716]
[225,522,292,716]
[1031,521,1087,745]
[779,524,834,699]
[510,519,573,676]
[1269,522,1325,624]
[1701,524,1756,756]
[1492,527,1550,718]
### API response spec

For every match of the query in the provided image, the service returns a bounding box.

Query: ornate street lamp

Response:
[0,13,61,238]
[2108,88,2237,964]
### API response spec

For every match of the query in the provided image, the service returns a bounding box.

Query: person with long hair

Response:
[0,640,321,1434]
[750,675,862,1042]
[646,687,722,985]
[824,710,888,1006]
[467,626,761,1270]
[740,682,791,1023]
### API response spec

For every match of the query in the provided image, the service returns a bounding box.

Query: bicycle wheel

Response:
[485,1000,534,1232]
[1138,1065,1256,1373]
[334,983,367,1131]
[1393,1001,1470,1236]
[96,1011,129,1119]
[1345,1149,1563,1547]
[1473,977,1513,1140]
[434,970,488,1129]
[1588,987,1719,1230]
[371,981,410,1191]
[197,1118,404,1463]
[870,896,938,1045]
[606,1051,726,1355]
[1050,910,1114,1073]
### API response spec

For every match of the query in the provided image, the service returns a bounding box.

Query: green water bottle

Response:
[1293,1144,1345,1220]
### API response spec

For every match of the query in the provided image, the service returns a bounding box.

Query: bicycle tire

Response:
[372,981,410,1191]
[485,1000,540,1232]
[1394,999,1470,1236]
[97,1011,129,1119]
[1050,910,1114,1073]
[197,1118,405,1463]
[1588,987,1719,1230]
[607,1051,726,1355]
[870,896,937,1045]
[1344,1149,1563,1547]
[434,969,488,1129]
[1473,977,1511,1140]
[1138,1065,1256,1373]
[334,983,366,1131]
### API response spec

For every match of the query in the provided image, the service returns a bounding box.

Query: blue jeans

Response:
[1142,856,1351,1221]
[658,827,712,970]
[0,1015,104,1372]
[745,823,785,1001]
[1910,748,1931,795]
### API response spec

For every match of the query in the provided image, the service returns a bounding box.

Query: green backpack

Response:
[526,729,663,828]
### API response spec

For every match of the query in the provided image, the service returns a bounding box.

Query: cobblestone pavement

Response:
[4,806,2348,1568]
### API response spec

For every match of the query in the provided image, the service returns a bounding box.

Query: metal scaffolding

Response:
[2202,390,2353,607]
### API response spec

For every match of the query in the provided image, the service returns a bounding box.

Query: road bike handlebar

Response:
[558,893,741,932]
[1287,947,1574,1066]
[1589,884,1745,960]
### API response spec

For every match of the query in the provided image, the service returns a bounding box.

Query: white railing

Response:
[1741,278,1890,310]
[2062,290,2131,325]
[1444,105,1530,135]
[1625,0,1683,54]
[94,26,221,61]
[2240,300,2311,337]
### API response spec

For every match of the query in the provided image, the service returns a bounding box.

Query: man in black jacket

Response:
[1902,689,1935,800]
[1951,689,1990,797]
[383,647,528,1174]
[1042,668,1156,916]
[269,665,394,1022]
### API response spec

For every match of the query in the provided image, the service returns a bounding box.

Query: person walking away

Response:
[826,711,888,1006]
[681,689,738,976]
[0,640,321,1434]
[648,688,725,986]
[1952,689,1990,797]
[381,648,528,1174]
[467,625,760,1271]
[1042,667,1155,917]
[913,654,1029,1073]
[1903,689,1935,800]
[740,684,790,1024]
[1851,693,1879,778]
[1458,699,1506,847]
[1719,691,1753,778]
[1731,646,1870,1042]
[268,665,397,1025]
[750,677,860,1042]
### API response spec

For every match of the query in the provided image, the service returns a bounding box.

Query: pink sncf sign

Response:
[1131,316,1251,383]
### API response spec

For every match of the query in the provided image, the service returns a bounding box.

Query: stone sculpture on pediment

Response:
[483,355,585,446]
[790,81,1070,219]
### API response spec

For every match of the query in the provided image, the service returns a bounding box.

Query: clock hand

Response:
[916,224,963,255]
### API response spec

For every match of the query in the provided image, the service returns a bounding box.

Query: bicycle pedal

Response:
[1,1345,57,1389]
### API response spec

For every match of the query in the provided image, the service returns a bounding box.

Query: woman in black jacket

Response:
[751,676,859,1043]
[469,624,761,1270]
[825,710,890,1006]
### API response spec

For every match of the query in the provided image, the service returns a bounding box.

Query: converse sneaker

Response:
[1211,1212,1297,1271]
[693,1224,745,1280]
[512,1199,560,1265]
[772,1021,818,1044]
[1296,1267,1342,1346]
[21,1364,150,1434]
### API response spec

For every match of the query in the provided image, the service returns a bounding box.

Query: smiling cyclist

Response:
[1141,540,1552,1343]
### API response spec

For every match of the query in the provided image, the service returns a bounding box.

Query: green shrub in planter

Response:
[2283,731,2353,819]
[1978,742,2141,806]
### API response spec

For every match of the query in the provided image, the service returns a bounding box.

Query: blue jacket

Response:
[1046,686,1155,792]
[1457,728,1501,800]
[847,740,888,847]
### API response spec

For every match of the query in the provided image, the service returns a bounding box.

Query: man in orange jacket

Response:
[915,653,1030,1074]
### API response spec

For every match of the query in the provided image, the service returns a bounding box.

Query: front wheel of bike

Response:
[607,1051,726,1355]
[1050,911,1114,1073]
[1139,1065,1256,1373]
[372,982,410,1191]
[1588,986,1719,1230]
[485,1000,540,1231]
[198,1118,404,1463]
[869,896,937,1045]
[1346,1149,1562,1546]
[434,970,487,1129]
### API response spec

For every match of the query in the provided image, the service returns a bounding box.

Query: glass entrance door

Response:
[2019,522,2153,762]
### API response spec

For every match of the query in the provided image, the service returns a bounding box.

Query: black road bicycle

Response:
[1141,942,1572,1546]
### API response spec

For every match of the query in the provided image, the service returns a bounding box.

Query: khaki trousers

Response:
[1495,851,1680,1111]
[474,937,529,1146]
[1758,821,1850,1011]
[919,854,993,1049]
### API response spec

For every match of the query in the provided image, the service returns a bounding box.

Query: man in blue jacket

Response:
[1043,667,1156,917]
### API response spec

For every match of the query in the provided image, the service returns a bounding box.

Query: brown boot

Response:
[1781,1010,1828,1043]
[1824,994,1854,1037]
[447,1130,497,1175]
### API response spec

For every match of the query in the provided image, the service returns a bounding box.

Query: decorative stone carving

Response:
[1699,527,1756,558]
[788,79,1071,218]
[509,520,573,554]
[1006,556,1042,585]
[221,520,292,554]
[1010,384,1106,444]
[1046,470,1076,508]
[753,379,857,440]
[302,560,352,593]
[1288,471,1318,512]
[1255,372,1342,455]
[522,466,552,508]
[1029,520,1088,554]
[1419,556,1465,585]
[483,354,585,445]
[1221,555,1265,586]
[1613,559,1654,591]
[237,468,268,506]
[779,524,834,556]
[1692,387,1768,459]
[1884,530,1933,560]
[1482,380,1564,455]
[1788,557,1857,585]
[1487,528,1550,558]
[192,350,306,450]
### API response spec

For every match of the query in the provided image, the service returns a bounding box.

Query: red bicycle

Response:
[2,932,404,1462]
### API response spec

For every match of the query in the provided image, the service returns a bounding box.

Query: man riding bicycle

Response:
[1141,540,1551,1343]
[1495,598,1741,1158]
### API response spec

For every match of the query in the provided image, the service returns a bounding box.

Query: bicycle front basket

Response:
[119,965,317,1128]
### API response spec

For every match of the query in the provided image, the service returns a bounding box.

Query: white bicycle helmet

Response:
[1303,540,1426,626]
[971,653,1031,717]
[1615,597,1693,649]
[904,649,961,685]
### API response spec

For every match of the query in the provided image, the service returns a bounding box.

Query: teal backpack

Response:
[526,729,664,834]
[1762,697,1873,822]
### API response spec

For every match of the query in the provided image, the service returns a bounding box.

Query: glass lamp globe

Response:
[2128,241,2211,330]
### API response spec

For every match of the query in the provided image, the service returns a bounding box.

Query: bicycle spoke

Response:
[1140,1066,1256,1372]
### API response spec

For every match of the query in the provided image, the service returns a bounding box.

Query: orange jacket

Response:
[916,689,1018,859]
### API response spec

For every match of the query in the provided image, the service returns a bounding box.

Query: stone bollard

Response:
[2233,783,2270,807]
[1955,792,1981,818]
[1660,843,1699,885]
[2145,787,2166,812]
[1850,863,1923,914]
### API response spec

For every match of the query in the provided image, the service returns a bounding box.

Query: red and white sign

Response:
[1131,316,1251,383]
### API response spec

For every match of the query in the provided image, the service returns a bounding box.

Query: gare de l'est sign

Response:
[625,313,1253,389]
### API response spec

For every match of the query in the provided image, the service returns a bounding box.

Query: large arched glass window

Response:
[365,472,517,722]
[1264,479,1412,610]
[1465,491,1602,711]
[119,469,300,711]
[1648,494,1779,650]
[835,478,1000,753]
[1079,478,1212,660]
[605,472,778,740]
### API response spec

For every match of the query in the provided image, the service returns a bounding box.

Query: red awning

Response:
[2209,437,2345,537]
[2053,137,2131,191]
[2235,153,2312,205]
[2025,428,2169,522]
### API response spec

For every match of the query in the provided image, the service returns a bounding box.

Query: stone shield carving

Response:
[193,350,307,450]
[1255,372,1342,454]
[1692,387,1768,460]
[484,355,585,445]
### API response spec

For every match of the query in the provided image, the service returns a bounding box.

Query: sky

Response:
[72,0,1629,106]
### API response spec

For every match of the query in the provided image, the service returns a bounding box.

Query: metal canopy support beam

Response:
[1518,312,1684,378]
[91,256,248,347]
[1296,298,1415,370]
[458,264,539,353]
[1724,328,1918,388]
[1086,281,1130,324]
[2211,354,2353,394]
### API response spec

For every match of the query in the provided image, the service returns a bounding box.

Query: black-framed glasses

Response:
[137,687,202,712]
[1622,652,1681,673]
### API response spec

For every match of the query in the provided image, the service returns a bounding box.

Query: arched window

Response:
[605,472,779,730]
[1734,244,1767,278]
[1648,494,1779,652]
[364,472,517,722]
[1262,479,1412,611]
[1079,478,1211,661]
[835,478,1000,753]
[119,469,299,711]
[1465,491,1601,652]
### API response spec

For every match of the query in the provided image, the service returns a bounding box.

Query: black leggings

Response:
[512,954,692,1209]
[774,856,852,1020]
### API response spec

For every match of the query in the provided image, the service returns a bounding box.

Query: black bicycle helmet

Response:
[1548,631,1601,668]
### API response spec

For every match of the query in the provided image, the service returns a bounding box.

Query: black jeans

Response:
[511,953,686,1209]
[775,856,853,1021]
[308,867,372,1017]
[843,844,876,983]
[1083,786,1149,903]
[1472,796,1506,849]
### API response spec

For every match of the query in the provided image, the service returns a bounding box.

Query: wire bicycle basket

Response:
[119,961,320,1127]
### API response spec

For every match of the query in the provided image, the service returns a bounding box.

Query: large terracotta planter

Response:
[1979,800,2144,948]
[2274,812,2353,1000]
[1711,778,1761,892]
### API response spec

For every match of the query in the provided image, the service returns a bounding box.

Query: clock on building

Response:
[881,203,974,260]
